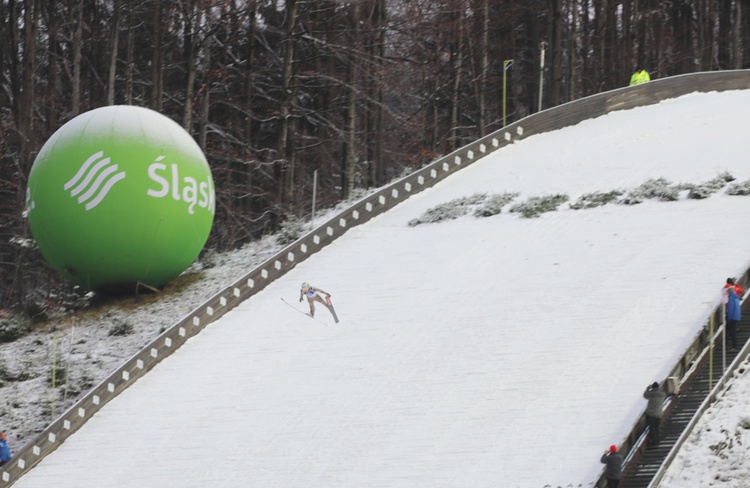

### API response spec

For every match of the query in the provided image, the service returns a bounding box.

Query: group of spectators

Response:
[600,276,744,487]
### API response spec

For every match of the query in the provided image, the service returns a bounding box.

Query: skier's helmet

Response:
[301,282,310,291]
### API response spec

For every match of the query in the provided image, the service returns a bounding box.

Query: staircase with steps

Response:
[619,314,750,488]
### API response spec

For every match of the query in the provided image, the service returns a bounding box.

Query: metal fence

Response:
[3,70,750,486]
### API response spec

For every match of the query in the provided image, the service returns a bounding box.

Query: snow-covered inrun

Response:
[13,91,750,488]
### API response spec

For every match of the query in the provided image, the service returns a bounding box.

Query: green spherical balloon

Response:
[26,106,215,292]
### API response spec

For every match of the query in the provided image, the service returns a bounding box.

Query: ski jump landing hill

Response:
[5,71,750,487]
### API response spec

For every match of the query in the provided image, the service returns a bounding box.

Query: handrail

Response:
[592,269,750,488]
[644,272,750,488]
[3,70,750,486]
[647,343,750,488]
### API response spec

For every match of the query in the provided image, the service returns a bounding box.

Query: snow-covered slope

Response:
[13,91,750,488]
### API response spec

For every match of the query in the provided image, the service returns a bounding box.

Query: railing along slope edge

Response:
[3,70,750,486]
[640,268,750,488]
[592,273,750,488]
[590,72,750,487]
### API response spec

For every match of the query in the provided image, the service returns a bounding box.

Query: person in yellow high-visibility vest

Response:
[629,65,651,86]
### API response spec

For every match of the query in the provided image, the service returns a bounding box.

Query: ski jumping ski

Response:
[324,296,340,324]
[281,298,339,324]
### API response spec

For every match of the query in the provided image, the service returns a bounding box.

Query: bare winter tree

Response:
[2,0,750,309]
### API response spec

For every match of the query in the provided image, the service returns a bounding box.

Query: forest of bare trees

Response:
[2,0,750,309]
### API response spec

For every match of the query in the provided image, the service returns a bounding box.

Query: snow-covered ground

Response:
[659,364,750,488]
[0,233,285,444]
[9,90,750,487]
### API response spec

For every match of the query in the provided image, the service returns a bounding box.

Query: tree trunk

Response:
[107,0,120,106]
[605,0,617,88]
[364,0,383,187]
[698,0,716,69]
[199,33,211,149]
[550,0,564,105]
[622,0,632,78]
[732,1,742,69]
[19,0,38,165]
[278,0,298,208]
[45,0,59,131]
[673,0,694,74]
[0,2,4,106]
[718,0,732,69]
[479,0,489,135]
[580,0,590,95]
[151,0,163,111]
[636,0,646,66]
[568,0,578,101]
[344,2,361,199]
[182,3,200,130]
[72,0,82,116]
[450,3,464,150]
[244,3,256,145]
[372,0,385,186]
[741,0,750,67]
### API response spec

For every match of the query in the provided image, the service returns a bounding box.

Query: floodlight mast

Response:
[502,59,514,128]
[539,41,547,113]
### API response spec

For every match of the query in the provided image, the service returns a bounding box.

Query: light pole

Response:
[502,59,514,128]
[538,42,547,113]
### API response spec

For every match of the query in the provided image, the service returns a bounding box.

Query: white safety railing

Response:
[4,70,750,486]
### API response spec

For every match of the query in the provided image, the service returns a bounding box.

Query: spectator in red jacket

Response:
[726,286,742,351]
[723,277,744,304]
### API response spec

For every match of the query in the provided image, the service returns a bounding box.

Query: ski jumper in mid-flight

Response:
[299,282,331,317]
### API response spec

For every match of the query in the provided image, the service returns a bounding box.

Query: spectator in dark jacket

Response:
[643,382,667,447]
[726,286,742,351]
[0,431,11,466]
[600,444,623,488]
